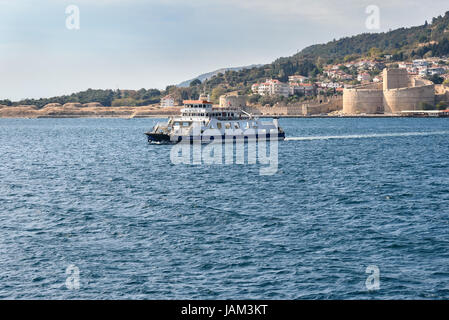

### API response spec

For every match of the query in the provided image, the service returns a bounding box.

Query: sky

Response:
[1,0,448,100]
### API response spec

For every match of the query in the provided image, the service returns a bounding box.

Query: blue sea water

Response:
[0,117,449,299]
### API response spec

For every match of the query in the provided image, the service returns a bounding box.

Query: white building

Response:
[251,83,260,93]
[357,73,371,82]
[270,80,290,97]
[428,67,445,75]
[324,82,342,89]
[418,67,429,76]
[251,79,290,97]
[288,75,308,83]
[290,83,315,96]
[413,59,429,67]
[161,95,175,107]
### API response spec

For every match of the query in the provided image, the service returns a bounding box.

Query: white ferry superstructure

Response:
[145,99,285,143]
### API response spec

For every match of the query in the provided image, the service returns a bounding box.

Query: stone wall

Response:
[383,84,435,112]
[219,95,246,109]
[245,96,342,116]
[435,85,449,104]
[343,88,383,114]
[303,97,342,115]
[343,68,436,114]
[383,68,409,90]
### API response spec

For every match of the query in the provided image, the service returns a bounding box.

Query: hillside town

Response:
[246,57,449,99]
[3,56,449,118]
[151,56,449,118]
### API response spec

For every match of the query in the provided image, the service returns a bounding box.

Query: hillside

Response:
[298,13,449,61]
[2,10,449,107]
[177,64,262,87]
[197,11,449,93]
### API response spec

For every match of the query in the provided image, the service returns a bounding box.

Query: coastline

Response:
[0,105,445,119]
[1,114,442,119]
[0,105,182,119]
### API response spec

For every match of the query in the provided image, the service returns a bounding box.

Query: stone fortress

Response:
[219,92,342,116]
[219,94,247,109]
[343,68,436,114]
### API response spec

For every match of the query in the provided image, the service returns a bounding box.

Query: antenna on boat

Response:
[240,109,254,120]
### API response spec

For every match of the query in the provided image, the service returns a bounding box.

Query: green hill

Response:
[298,13,449,61]
[197,10,449,95]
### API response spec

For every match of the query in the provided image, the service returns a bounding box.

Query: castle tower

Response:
[383,68,409,91]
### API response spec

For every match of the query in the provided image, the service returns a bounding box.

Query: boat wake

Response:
[285,131,449,141]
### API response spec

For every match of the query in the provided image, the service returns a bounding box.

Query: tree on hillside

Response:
[427,74,444,84]
[190,79,201,87]
[369,47,382,59]
[211,86,226,103]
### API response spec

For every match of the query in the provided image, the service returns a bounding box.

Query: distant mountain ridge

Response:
[177,64,263,87]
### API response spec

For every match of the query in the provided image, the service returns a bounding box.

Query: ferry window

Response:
[183,122,190,127]
[201,113,204,116]
[217,123,222,129]
[234,123,239,129]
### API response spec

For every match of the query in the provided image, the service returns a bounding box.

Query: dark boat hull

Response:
[145,132,171,143]
[146,132,285,143]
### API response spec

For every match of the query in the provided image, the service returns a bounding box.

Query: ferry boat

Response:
[145,99,285,143]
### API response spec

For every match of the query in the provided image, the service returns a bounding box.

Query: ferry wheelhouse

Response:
[145,99,285,143]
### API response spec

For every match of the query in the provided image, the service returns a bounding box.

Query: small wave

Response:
[285,131,449,141]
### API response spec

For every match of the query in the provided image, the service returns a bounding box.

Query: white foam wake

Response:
[285,131,449,141]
